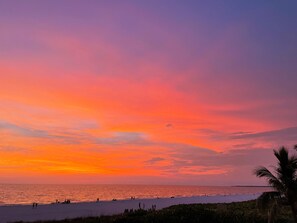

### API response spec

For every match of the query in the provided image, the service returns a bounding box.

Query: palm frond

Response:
[273,147,297,189]
[254,166,285,192]
[274,147,289,166]
[289,155,297,168]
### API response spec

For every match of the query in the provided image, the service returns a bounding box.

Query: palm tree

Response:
[256,191,280,223]
[254,146,297,222]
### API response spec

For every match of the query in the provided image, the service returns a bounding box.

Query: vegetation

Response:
[254,146,297,222]
[17,200,294,223]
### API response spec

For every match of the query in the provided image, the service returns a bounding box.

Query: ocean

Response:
[0,184,272,205]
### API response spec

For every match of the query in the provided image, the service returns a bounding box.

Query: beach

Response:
[0,194,260,223]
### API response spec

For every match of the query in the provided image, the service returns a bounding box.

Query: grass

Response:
[16,200,294,223]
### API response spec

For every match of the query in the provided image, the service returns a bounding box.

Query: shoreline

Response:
[0,193,261,223]
[0,192,262,207]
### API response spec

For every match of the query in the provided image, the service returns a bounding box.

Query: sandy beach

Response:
[0,194,260,223]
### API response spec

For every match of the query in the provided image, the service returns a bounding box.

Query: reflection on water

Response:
[0,184,272,205]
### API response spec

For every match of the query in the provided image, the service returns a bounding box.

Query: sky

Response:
[0,0,297,185]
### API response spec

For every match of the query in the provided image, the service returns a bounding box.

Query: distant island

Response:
[232,185,273,188]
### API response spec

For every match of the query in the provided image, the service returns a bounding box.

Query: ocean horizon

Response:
[0,184,272,206]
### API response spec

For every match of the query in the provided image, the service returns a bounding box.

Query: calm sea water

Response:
[0,184,272,205]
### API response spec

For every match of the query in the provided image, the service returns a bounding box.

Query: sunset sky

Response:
[0,1,297,185]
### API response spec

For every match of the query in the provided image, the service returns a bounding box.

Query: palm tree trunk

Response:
[290,203,297,223]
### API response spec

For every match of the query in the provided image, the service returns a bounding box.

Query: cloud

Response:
[171,147,273,168]
[145,157,165,165]
[142,140,277,179]
[193,128,226,141]
[178,166,230,175]
[94,132,150,146]
[231,131,253,135]
[0,119,288,170]
[0,146,31,153]
[0,120,83,144]
[194,126,297,148]
[0,118,287,184]
[0,120,152,148]
[231,143,256,149]
[0,121,49,138]
[229,126,297,141]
